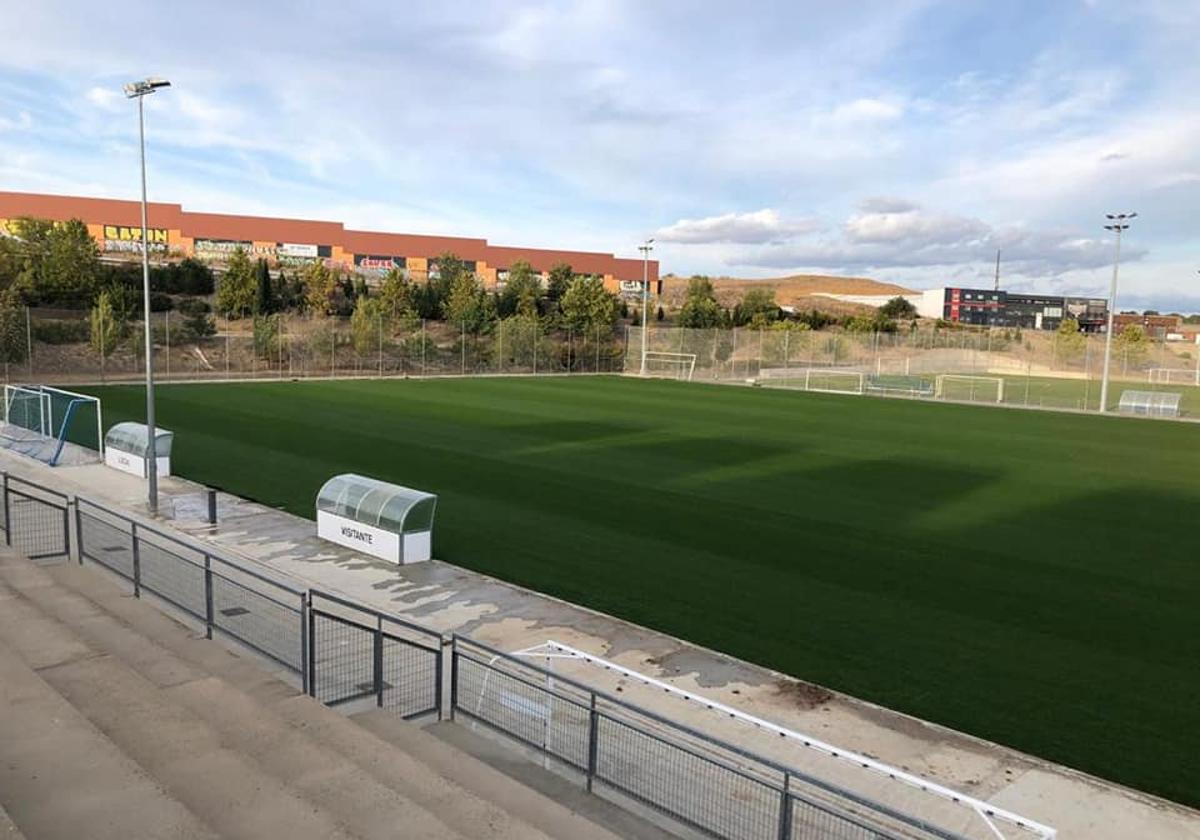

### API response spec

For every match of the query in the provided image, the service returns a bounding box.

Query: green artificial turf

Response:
[85,376,1200,806]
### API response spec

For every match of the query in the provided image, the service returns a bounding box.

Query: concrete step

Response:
[0,616,217,839]
[353,711,679,840]
[40,553,647,840]
[0,558,459,840]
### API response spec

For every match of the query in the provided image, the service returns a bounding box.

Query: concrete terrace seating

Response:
[0,546,667,840]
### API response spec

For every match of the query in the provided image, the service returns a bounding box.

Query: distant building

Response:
[918,287,1109,331]
[0,190,659,295]
[1113,313,1180,338]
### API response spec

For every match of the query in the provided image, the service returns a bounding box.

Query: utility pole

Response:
[1098,213,1137,413]
[124,77,171,513]
[639,239,654,375]
[994,250,1001,292]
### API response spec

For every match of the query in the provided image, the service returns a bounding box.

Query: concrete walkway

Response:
[4,451,1199,839]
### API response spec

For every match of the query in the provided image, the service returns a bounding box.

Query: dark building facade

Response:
[927,287,1109,331]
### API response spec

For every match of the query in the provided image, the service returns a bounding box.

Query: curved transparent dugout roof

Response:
[316,473,437,533]
[104,421,174,458]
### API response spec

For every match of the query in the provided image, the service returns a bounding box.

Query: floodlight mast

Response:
[639,238,654,376]
[1098,212,1136,414]
[124,77,171,512]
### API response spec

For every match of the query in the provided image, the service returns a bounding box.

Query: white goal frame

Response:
[513,640,1057,840]
[759,367,865,396]
[2,384,104,465]
[934,374,1005,403]
[643,351,697,382]
[1147,367,1199,386]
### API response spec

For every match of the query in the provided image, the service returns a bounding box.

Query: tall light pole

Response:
[124,77,171,512]
[1098,212,1136,413]
[638,238,654,375]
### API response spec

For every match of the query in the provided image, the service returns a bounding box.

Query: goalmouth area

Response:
[80,374,1200,812]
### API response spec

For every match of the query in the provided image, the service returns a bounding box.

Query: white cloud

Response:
[655,209,820,244]
[829,97,904,123]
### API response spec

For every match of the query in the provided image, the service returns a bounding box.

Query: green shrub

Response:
[33,319,90,344]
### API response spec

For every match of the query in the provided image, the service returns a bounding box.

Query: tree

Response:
[678,276,722,328]
[879,296,917,319]
[89,289,123,357]
[351,296,388,356]
[9,217,101,306]
[1054,317,1086,363]
[560,275,617,333]
[302,260,337,315]
[499,261,541,318]
[254,259,276,315]
[0,288,27,366]
[546,262,573,305]
[379,267,417,323]
[252,314,281,360]
[1116,323,1151,367]
[734,287,779,328]
[216,247,256,317]
[429,252,468,307]
[443,271,495,334]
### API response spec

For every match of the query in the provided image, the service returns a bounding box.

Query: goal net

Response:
[643,351,697,382]
[934,375,1005,404]
[1,385,103,466]
[759,367,864,395]
[1147,368,1199,386]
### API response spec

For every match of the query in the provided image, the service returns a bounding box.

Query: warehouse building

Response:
[0,191,660,296]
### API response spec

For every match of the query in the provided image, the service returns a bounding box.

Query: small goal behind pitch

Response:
[758,368,865,395]
[642,351,697,382]
[934,375,1005,404]
[1147,368,1200,386]
[1,385,103,466]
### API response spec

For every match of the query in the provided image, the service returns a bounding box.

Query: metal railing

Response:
[2,473,70,559]
[450,636,961,840]
[307,588,443,720]
[75,496,309,690]
[0,476,1051,840]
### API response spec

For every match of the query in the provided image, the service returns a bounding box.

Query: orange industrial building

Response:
[0,191,659,295]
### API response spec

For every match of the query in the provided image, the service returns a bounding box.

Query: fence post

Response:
[299,593,309,696]
[203,554,214,640]
[62,499,70,560]
[130,522,141,598]
[74,495,83,565]
[3,472,10,547]
[435,637,445,721]
[374,616,384,707]
[307,596,317,698]
[449,636,458,721]
[586,692,599,793]
[777,772,792,840]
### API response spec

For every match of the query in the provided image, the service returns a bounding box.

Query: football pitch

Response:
[85,375,1200,807]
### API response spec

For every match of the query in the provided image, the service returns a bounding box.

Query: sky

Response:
[0,0,1197,310]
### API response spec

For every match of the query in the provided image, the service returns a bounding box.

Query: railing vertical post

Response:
[130,522,141,597]
[3,473,10,547]
[74,495,83,564]
[307,596,317,698]
[299,593,309,696]
[435,637,445,721]
[62,499,71,559]
[203,554,214,640]
[449,636,458,722]
[586,692,599,793]
[373,617,384,708]
[777,771,792,840]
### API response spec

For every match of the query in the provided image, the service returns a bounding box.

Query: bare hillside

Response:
[660,274,915,309]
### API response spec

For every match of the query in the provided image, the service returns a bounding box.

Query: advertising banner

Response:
[354,254,406,273]
[193,238,257,258]
[279,242,318,258]
[102,224,169,253]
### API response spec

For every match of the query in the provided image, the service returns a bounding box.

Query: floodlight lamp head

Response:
[124,77,171,98]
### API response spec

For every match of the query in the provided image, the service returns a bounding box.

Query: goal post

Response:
[643,351,697,382]
[934,375,1005,403]
[1,384,103,466]
[1148,367,1200,386]
[758,367,865,395]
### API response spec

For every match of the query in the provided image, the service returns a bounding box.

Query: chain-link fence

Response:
[627,325,1200,415]
[16,308,628,384]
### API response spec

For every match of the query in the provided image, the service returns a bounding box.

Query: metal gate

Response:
[2,473,70,559]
